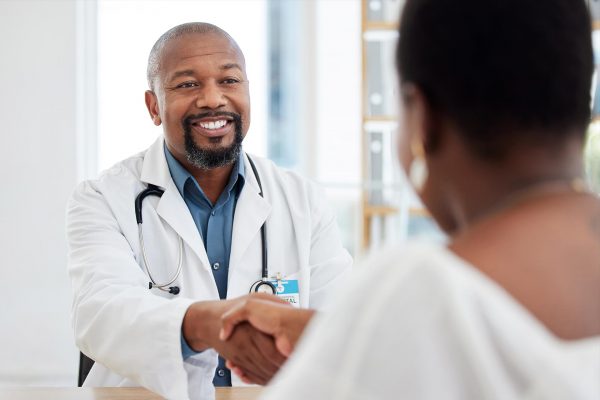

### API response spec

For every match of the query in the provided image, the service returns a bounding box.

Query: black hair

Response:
[397,0,594,159]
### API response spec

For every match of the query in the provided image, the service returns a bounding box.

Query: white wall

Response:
[0,0,79,385]
[96,0,268,171]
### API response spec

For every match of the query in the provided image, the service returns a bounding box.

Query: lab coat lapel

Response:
[140,138,211,270]
[229,154,271,271]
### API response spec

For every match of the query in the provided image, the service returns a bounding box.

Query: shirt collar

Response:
[163,144,246,202]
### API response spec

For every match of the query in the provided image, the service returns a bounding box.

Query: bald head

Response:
[147,22,244,90]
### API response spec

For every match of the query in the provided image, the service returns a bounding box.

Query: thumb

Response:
[275,335,293,357]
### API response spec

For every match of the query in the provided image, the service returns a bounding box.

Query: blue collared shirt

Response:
[164,145,245,386]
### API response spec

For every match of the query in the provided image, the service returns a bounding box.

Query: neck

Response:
[470,176,586,224]
[440,140,585,235]
[189,163,235,204]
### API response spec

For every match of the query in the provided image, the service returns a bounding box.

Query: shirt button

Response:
[212,262,220,270]
[211,211,216,216]
[217,368,226,377]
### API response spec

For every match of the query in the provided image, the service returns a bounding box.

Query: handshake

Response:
[182,293,315,385]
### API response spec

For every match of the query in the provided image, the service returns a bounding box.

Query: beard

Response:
[182,111,244,170]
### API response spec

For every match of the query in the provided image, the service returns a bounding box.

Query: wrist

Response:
[182,301,222,351]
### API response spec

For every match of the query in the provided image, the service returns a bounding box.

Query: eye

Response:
[176,81,198,89]
[222,78,240,85]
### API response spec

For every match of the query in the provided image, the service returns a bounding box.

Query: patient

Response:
[221,0,600,398]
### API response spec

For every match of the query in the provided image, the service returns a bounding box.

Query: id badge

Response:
[269,278,300,308]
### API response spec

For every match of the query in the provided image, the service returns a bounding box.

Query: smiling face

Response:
[145,31,251,170]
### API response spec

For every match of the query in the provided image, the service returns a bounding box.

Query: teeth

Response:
[199,120,227,130]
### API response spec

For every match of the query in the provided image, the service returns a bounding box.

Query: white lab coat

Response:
[66,137,352,400]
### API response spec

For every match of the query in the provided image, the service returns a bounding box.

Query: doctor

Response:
[67,22,352,400]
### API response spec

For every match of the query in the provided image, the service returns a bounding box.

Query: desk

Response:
[0,387,263,400]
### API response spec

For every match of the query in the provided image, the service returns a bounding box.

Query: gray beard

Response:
[183,124,243,170]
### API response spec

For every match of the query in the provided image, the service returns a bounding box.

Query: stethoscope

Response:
[135,156,277,296]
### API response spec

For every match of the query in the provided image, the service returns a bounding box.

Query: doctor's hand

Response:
[182,297,287,385]
[219,293,316,358]
[212,322,286,385]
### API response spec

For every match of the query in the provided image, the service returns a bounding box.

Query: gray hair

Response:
[146,22,242,90]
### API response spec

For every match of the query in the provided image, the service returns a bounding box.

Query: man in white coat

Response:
[66,22,352,400]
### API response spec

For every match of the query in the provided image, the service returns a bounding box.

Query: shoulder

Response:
[68,149,148,212]
[355,241,467,290]
[244,153,326,207]
[245,154,314,190]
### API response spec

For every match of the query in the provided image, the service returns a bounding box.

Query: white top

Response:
[262,242,600,400]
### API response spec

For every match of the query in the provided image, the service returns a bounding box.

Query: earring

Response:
[408,140,428,192]
[153,116,161,125]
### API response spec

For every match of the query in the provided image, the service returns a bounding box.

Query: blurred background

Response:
[0,0,598,386]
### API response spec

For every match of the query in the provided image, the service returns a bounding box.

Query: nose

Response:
[195,81,226,110]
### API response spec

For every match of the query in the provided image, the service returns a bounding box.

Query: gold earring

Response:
[408,140,428,192]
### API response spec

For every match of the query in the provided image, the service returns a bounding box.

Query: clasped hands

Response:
[182,293,314,385]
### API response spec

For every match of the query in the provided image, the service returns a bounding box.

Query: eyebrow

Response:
[169,69,196,81]
[220,63,243,71]
[168,63,243,82]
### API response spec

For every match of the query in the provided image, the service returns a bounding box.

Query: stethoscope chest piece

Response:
[249,279,277,295]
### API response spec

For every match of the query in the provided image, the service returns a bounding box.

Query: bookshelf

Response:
[360,0,404,249]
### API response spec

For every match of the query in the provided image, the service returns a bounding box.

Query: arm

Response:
[67,182,194,398]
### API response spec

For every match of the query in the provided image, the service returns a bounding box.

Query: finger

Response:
[221,299,288,341]
[239,369,265,385]
[229,364,264,385]
[245,328,278,380]
[219,303,250,341]
[250,292,290,305]
[238,324,284,380]
[225,359,236,371]
[275,335,294,357]
[228,324,271,382]
[229,362,264,385]
[252,329,287,368]
[248,333,279,379]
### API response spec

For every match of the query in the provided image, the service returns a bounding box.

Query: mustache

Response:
[182,111,242,128]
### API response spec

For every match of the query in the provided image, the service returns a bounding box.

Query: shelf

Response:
[364,115,397,122]
[363,205,430,218]
[364,205,399,216]
[364,21,399,31]
[408,207,430,217]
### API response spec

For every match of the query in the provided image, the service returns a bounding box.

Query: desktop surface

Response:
[0,387,263,400]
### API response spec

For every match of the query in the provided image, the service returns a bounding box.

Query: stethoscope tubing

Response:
[247,156,270,282]
[138,223,183,290]
[135,155,271,295]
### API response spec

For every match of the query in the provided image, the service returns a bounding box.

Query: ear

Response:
[402,84,440,154]
[145,90,162,126]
